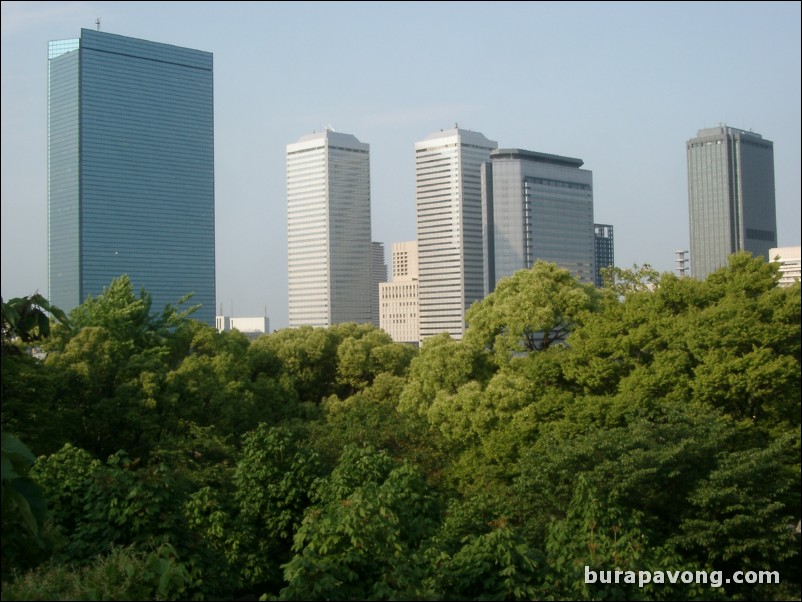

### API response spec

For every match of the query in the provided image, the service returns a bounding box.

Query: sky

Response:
[2,1,800,330]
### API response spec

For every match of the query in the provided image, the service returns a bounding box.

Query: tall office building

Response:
[371,241,388,328]
[48,29,216,324]
[594,224,615,287]
[687,125,777,280]
[481,149,595,294]
[416,128,497,341]
[379,241,419,345]
[287,130,372,327]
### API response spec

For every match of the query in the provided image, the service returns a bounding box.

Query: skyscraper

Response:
[416,128,497,341]
[286,130,372,327]
[481,149,595,294]
[687,125,777,280]
[594,224,615,287]
[48,29,216,324]
[370,241,388,328]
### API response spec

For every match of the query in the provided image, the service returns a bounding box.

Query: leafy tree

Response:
[278,446,439,601]
[0,543,193,601]
[32,445,188,563]
[1,293,68,578]
[398,332,494,419]
[229,424,320,590]
[1,432,51,580]
[600,262,661,296]
[513,407,799,599]
[1,293,69,356]
[254,326,340,403]
[23,276,202,459]
[542,477,707,601]
[425,520,544,601]
[465,261,600,361]
[164,324,260,439]
[310,373,412,469]
[335,328,416,397]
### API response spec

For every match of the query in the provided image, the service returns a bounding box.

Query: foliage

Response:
[0,543,193,601]
[465,260,600,360]
[1,293,69,356]
[425,521,544,601]
[278,446,439,601]
[3,258,800,600]
[1,432,51,580]
[398,332,494,419]
[230,424,321,590]
[31,444,187,563]
[309,373,412,469]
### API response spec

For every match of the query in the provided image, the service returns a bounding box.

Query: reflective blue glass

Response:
[48,29,215,324]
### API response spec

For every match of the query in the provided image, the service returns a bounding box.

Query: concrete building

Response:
[416,127,497,341]
[769,246,801,287]
[675,249,691,278]
[48,29,216,324]
[481,148,595,293]
[286,129,372,327]
[216,316,270,340]
[380,241,419,345]
[687,125,777,280]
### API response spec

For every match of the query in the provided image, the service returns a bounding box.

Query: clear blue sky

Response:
[2,1,800,330]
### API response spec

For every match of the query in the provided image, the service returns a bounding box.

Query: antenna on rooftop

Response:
[95,18,101,31]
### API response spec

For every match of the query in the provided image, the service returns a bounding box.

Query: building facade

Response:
[687,125,777,280]
[379,241,419,345]
[48,29,216,324]
[371,241,388,328]
[769,246,801,287]
[216,315,270,340]
[675,249,691,278]
[481,149,595,294]
[416,128,497,341]
[287,130,372,327]
[594,224,615,287]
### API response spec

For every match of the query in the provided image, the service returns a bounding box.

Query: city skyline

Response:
[2,2,800,331]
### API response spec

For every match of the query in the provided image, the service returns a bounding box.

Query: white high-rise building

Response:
[287,130,372,327]
[380,241,419,345]
[415,128,497,341]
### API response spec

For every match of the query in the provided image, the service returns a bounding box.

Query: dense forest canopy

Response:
[2,254,800,601]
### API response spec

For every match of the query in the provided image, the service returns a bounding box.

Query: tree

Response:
[253,327,340,403]
[229,424,320,590]
[1,431,51,580]
[278,446,438,601]
[465,261,600,362]
[1,293,69,356]
[1,293,68,578]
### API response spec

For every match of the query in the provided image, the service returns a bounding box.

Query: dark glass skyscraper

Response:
[481,149,595,294]
[686,125,777,280]
[594,224,614,287]
[48,29,215,324]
